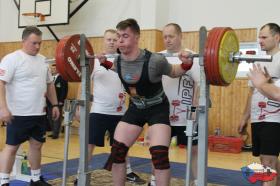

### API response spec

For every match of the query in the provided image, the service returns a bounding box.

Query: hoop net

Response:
[21,13,45,26]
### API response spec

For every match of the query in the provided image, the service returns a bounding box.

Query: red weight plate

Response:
[211,27,231,85]
[204,28,217,84]
[209,28,219,85]
[205,27,222,85]
[56,34,81,81]
[210,28,221,85]
[55,34,94,82]
[209,28,222,85]
[210,27,224,85]
[55,35,73,81]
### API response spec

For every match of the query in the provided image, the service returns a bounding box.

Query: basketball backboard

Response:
[18,0,70,28]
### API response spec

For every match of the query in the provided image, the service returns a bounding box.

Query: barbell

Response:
[55,27,272,86]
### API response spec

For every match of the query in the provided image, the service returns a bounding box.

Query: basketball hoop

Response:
[22,13,45,26]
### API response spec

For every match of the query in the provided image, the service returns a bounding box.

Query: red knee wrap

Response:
[104,139,129,171]
[149,145,170,170]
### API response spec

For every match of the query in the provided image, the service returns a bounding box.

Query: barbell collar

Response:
[230,52,273,63]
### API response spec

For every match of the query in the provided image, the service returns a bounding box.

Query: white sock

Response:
[31,169,41,182]
[0,173,10,185]
[126,161,132,174]
[150,175,156,186]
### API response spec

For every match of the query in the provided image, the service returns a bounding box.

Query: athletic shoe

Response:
[73,178,78,186]
[29,176,51,186]
[126,172,146,184]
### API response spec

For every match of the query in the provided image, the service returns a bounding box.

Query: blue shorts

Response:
[6,115,48,145]
[89,113,122,146]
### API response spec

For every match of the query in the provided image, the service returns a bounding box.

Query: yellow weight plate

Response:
[218,30,239,85]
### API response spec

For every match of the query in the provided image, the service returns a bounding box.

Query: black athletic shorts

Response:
[121,98,170,127]
[89,113,122,146]
[251,122,280,156]
[6,115,47,145]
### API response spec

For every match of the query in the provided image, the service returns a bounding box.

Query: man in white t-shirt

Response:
[147,23,200,186]
[0,27,60,186]
[75,29,145,185]
[239,23,280,186]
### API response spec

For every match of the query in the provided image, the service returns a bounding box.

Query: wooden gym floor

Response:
[0,125,261,172]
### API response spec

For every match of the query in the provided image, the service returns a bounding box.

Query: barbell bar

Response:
[159,52,272,63]
[47,52,272,64]
[229,52,272,62]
